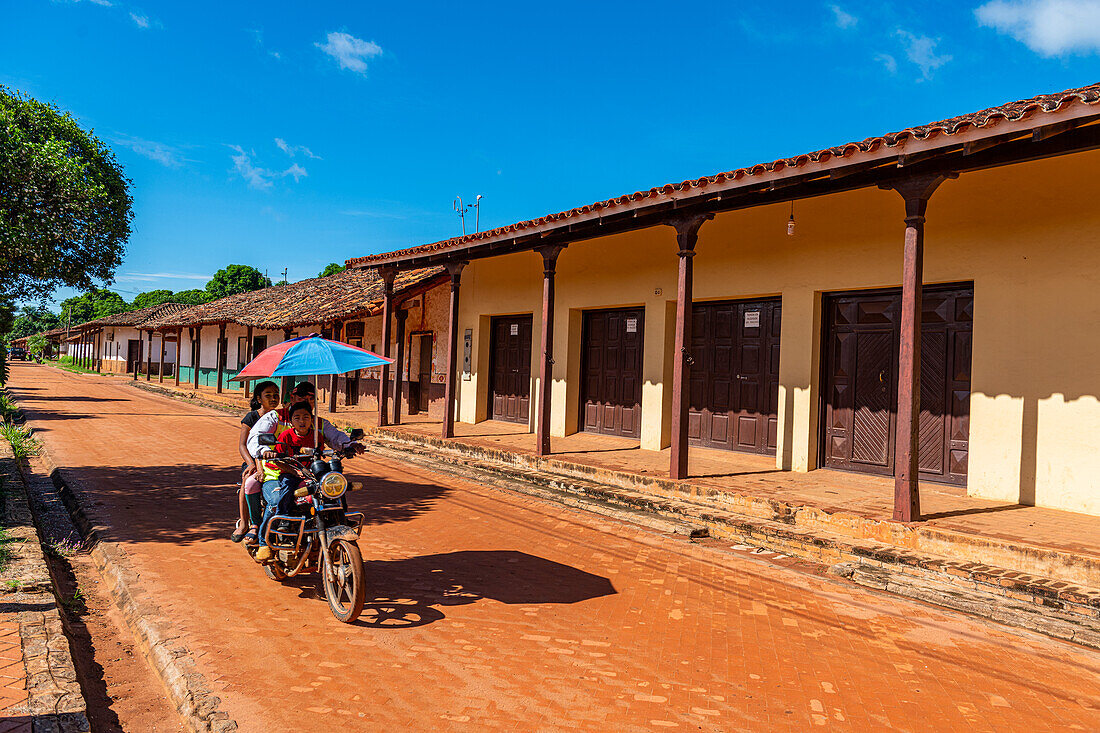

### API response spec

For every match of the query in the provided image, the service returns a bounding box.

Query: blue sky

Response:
[3,1,1098,307]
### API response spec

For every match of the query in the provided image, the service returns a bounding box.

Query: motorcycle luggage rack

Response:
[265,514,322,553]
[343,511,365,535]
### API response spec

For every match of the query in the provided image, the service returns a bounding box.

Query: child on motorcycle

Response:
[248,398,363,562]
[233,380,281,545]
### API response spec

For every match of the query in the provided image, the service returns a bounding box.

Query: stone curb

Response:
[30,445,238,733]
[365,436,1100,650]
[1,439,91,733]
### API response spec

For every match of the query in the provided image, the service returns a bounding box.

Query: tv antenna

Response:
[453,195,483,235]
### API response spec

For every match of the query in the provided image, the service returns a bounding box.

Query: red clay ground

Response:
[7,361,1100,732]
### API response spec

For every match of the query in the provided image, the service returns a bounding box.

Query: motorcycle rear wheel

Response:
[323,539,365,623]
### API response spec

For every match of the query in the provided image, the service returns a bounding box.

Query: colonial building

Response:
[346,83,1100,519]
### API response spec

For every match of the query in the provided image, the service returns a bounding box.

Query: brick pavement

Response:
[8,362,1100,732]
[0,621,30,733]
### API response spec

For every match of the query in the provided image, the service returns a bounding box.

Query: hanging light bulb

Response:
[787,200,796,236]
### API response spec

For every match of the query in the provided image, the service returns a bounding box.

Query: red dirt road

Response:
[8,362,1100,732]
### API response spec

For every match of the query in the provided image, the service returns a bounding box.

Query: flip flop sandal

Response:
[230,520,246,543]
[243,526,259,545]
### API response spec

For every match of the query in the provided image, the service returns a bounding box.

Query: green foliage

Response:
[60,289,128,323]
[56,355,95,374]
[0,300,14,336]
[0,422,39,459]
[170,288,212,305]
[0,527,13,575]
[8,305,60,339]
[25,333,46,357]
[0,86,132,301]
[132,289,175,309]
[318,262,346,278]
[205,265,271,301]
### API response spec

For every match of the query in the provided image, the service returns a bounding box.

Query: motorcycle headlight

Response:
[319,471,348,499]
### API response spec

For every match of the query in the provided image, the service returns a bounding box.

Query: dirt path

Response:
[7,361,1100,732]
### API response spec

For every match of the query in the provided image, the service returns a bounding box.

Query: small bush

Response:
[0,422,39,458]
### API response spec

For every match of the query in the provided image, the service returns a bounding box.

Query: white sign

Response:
[510,323,519,336]
[626,318,638,333]
[744,311,761,328]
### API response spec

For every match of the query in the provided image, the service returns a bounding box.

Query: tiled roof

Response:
[145,266,446,330]
[347,82,1100,267]
[85,302,192,328]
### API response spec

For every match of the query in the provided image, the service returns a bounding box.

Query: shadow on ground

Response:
[284,549,617,629]
[49,462,451,546]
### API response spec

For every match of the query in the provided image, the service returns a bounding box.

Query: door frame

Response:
[488,314,534,424]
[578,306,646,440]
[816,282,974,485]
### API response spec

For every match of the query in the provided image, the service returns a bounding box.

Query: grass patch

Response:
[0,393,16,421]
[45,533,85,559]
[0,422,39,459]
[60,586,86,616]
[0,527,13,576]
[56,356,97,375]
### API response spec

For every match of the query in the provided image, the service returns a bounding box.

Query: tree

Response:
[60,289,128,324]
[26,333,46,359]
[205,265,271,301]
[131,289,176,310]
[172,289,212,305]
[318,262,346,278]
[0,86,133,302]
[8,305,60,339]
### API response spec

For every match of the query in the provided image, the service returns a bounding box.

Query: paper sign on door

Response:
[510,324,519,336]
[744,311,761,328]
[626,318,638,333]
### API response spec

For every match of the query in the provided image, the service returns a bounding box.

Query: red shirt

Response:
[275,426,326,454]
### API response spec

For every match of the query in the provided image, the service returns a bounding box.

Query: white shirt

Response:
[247,410,352,458]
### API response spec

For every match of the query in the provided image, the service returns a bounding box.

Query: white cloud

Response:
[976,0,1100,55]
[229,145,309,190]
[130,12,149,28]
[896,30,952,80]
[112,134,187,168]
[315,31,383,75]
[830,4,858,29]
[875,52,898,73]
[274,138,321,159]
[247,28,282,60]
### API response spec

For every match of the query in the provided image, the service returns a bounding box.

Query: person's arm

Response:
[320,418,351,451]
[247,411,279,458]
[238,423,253,467]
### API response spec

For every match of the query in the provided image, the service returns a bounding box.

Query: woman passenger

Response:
[232,380,280,544]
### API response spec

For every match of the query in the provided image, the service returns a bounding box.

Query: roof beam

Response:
[963,131,1030,156]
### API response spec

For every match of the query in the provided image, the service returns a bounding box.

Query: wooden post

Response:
[243,325,254,395]
[442,261,467,439]
[329,321,343,414]
[80,329,87,369]
[174,328,182,386]
[215,323,227,393]
[145,329,153,381]
[94,329,102,373]
[392,310,407,425]
[668,214,713,480]
[535,244,566,457]
[377,268,397,427]
[281,329,292,396]
[880,174,955,522]
[158,331,166,383]
[193,326,202,389]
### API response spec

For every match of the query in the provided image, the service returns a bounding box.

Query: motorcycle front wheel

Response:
[323,539,365,623]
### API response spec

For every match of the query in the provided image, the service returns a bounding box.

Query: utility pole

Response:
[280,268,288,285]
[454,195,483,235]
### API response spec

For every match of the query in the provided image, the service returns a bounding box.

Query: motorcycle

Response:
[247,428,368,623]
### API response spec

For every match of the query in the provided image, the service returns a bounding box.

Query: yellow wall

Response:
[454,149,1100,515]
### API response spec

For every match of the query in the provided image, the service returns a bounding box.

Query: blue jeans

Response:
[259,475,300,547]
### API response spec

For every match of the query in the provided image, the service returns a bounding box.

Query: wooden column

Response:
[94,329,102,373]
[215,323,227,393]
[158,332,166,383]
[242,325,254,395]
[668,214,713,480]
[80,329,87,368]
[391,310,408,425]
[880,174,955,522]
[535,244,566,457]
[329,321,343,414]
[174,328,182,386]
[442,261,467,439]
[145,330,153,381]
[377,268,397,427]
[192,326,202,389]
[281,329,292,396]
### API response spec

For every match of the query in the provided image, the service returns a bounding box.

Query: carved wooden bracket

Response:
[535,243,567,275]
[444,260,468,285]
[665,213,714,255]
[879,173,959,222]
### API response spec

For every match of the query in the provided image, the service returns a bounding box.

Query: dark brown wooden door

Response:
[822,285,972,485]
[688,299,782,454]
[417,334,433,413]
[581,308,644,439]
[490,316,533,423]
[126,339,143,374]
